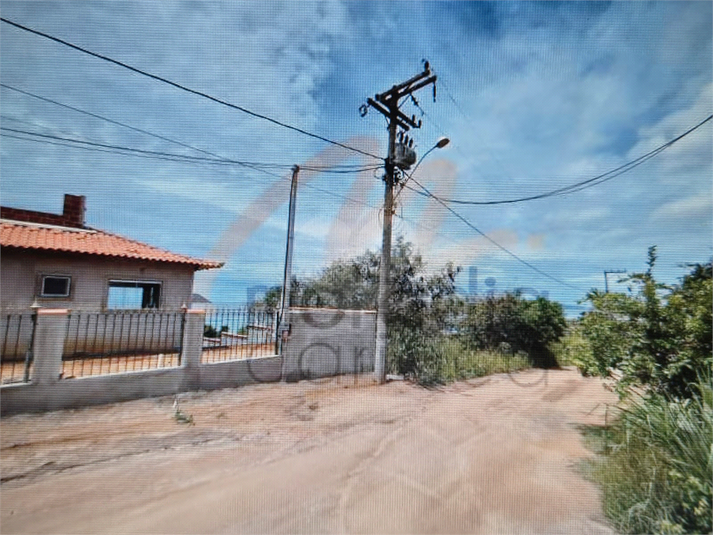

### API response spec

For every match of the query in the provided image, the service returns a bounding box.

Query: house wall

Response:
[0,250,195,312]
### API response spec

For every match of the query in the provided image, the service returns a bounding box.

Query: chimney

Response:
[63,194,86,227]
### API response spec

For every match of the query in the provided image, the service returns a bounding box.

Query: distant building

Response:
[0,194,222,311]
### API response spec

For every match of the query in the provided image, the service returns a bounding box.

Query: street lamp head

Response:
[435,137,450,149]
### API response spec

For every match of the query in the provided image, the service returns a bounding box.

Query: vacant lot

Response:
[1,368,617,534]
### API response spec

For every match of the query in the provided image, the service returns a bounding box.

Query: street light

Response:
[395,137,450,200]
[374,136,450,383]
[435,136,450,149]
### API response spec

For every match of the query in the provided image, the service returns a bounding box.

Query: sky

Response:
[1,1,711,315]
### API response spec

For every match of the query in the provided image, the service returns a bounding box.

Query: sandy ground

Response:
[1,368,618,534]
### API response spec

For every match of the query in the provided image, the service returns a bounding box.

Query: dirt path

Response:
[1,368,617,534]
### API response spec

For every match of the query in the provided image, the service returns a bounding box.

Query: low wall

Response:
[282,308,376,382]
[1,358,284,414]
[1,307,375,415]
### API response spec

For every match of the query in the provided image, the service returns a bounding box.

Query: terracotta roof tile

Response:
[0,220,223,270]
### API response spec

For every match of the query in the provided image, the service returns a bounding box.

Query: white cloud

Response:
[652,195,712,221]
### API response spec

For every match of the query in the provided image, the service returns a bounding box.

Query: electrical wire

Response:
[1,17,382,162]
[1,85,383,174]
[437,76,517,184]
[2,126,451,245]
[1,131,241,166]
[407,175,584,292]
[407,113,713,206]
[0,125,382,175]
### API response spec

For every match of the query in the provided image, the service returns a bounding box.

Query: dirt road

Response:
[1,368,617,534]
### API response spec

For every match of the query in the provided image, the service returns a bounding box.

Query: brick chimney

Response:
[62,194,86,227]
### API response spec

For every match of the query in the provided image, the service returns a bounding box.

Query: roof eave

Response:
[1,244,224,270]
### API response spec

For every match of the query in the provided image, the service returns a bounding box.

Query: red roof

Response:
[0,220,223,270]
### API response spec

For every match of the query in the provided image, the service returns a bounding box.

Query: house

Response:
[0,194,223,311]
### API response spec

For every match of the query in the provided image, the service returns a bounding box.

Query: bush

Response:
[577,250,712,399]
[590,376,712,534]
[388,330,530,386]
[461,293,565,367]
[550,322,597,372]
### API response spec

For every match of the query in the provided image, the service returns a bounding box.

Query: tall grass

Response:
[589,377,712,534]
[430,337,531,384]
[388,332,531,386]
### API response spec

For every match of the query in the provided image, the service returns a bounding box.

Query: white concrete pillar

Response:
[181,309,205,369]
[32,309,69,385]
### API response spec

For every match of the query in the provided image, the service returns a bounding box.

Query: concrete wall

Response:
[1,309,282,415]
[0,250,195,312]
[1,307,376,415]
[282,308,376,382]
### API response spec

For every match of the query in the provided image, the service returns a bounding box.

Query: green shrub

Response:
[550,323,597,372]
[461,293,565,367]
[578,250,712,399]
[388,331,530,386]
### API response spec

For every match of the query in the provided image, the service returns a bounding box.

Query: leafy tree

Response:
[258,236,462,377]
[579,247,712,398]
[461,292,566,366]
[578,289,644,376]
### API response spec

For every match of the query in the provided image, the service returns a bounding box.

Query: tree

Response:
[258,236,462,376]
[461,292,566,366]
[580,248,712,398]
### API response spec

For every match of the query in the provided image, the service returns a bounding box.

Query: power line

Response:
[407,113,713,206]
[409,91,499,190]
[1,131,238,167]
[1,82,229,162]
[1,84,380,174]
[0,125,382,175]
[1,17,383,162]
[407,175,584,292]
[437,76,515,187]
[0,126,263,166]
[3,125,450,244]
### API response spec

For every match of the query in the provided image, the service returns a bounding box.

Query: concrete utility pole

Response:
[279,165,299,343]
[604,269,626,293]
[363,64,437,383]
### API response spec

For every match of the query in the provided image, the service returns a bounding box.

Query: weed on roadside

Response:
[172,398,194,426]
[582,379,712,534]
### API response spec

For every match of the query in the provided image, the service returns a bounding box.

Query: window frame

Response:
[39,274,72,298]
[107,279,163,310]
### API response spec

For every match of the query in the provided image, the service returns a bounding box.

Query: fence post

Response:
[32,309,69,385]
[181,309,205,369]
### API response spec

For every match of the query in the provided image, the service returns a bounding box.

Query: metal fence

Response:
[62,310,185,378]
[0,312,36,385]
[201,307,277,364]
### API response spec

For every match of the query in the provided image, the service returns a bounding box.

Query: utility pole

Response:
[604,269,626,293]
[362,63,437,383]
[278,165,299,347]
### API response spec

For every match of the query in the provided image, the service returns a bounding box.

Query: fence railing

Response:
[2,307,279,381]
[201,307,277,363]
[61,310,184,378]
[0,312,36,385]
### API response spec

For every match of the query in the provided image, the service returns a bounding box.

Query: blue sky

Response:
[1,1,711,315]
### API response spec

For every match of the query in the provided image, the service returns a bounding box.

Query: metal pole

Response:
[279,165,299,340]
[374,118,397,383]
[604,269,626,294]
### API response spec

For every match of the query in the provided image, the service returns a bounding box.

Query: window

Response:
[107,280,161,309]
[40,275,71,297]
